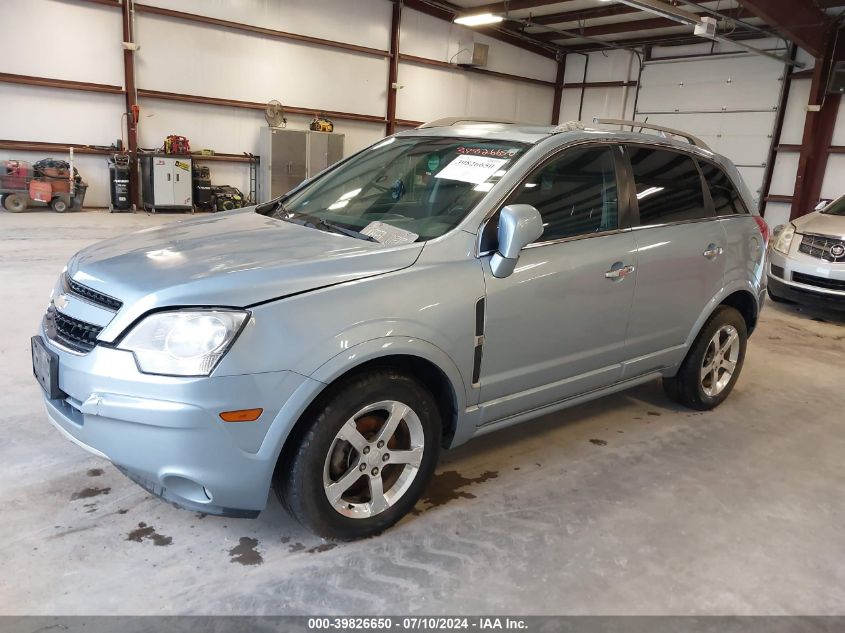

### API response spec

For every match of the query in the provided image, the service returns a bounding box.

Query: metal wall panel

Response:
[564,50,639,84]
[558,87,636,124]
[395,63,554,125]
[0,0,124,85]
[769,153,800,196]
[764,202,791,228]
[135,14,389,117]
[780,79,812,145]
[139,0,392,51]
[830,100,845,146]
[0,84,124,147]
[821,155,845,201]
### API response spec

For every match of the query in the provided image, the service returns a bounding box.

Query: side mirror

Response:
[490,204,544,278]
[815,199,831,211]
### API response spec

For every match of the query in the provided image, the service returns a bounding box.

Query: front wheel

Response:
[51,197,68,213]
[275,369,441,540]
[663,306,747,410]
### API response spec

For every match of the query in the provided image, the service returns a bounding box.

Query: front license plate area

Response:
[32,336,63,400]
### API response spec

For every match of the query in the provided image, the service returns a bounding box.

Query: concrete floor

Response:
[2,208,845,616]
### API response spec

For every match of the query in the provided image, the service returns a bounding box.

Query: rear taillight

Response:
[754,216,769,247]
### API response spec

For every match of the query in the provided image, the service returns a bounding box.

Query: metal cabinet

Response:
[259,128,344,202]
[140,154,193,212]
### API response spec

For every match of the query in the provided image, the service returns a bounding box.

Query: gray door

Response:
[152,157,174,206]
[172,159,192,207]
[271,129,308,197]
[307,132,345,178]
[478,145,637,425]
[621,145,727,377]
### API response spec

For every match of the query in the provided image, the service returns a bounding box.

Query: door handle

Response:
[605,264,635,280]
[703,244,724,259]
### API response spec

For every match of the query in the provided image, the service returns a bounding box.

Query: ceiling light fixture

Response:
[454,13,503,26]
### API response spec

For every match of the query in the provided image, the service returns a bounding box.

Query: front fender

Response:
[249,336,471,503]
[310,336,469,413]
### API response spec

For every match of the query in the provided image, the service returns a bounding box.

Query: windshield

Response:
[269,136,528,243]
[821,195,845,216]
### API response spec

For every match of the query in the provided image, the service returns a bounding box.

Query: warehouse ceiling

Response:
[413,0,845,55]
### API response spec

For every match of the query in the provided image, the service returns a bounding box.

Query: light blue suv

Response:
[32,118,768,539]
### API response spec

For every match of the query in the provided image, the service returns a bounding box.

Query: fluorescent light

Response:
[454,13,503,26]
[637,186,664,200]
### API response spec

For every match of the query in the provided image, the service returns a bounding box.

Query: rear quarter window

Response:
[698,161,750,215]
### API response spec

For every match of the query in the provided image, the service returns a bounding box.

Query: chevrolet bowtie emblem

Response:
[54,293,69,310]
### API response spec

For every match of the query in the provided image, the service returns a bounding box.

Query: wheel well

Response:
[719,290,758,334]
[277,355,459,477]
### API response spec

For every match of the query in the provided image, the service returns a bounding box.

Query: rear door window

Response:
[627,146,712,225]
[698,161,749,215]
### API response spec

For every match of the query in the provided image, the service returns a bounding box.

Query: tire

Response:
[51,197,68,213]
[3,193,28,213]
[767,287,793,304]
[275,369,441,540]
[663,306,747,411]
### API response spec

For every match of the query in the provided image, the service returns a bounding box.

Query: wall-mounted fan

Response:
[265,100,287,128]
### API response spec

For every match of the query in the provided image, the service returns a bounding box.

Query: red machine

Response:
[0,159,87,213]
[164,135,191,154]
[3,160,33,190]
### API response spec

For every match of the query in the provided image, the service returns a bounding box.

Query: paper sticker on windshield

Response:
[457,146,520,158]
[361,221,419,246]
[435,155,508,185]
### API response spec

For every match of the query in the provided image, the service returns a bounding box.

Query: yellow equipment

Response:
[309,114,334,133]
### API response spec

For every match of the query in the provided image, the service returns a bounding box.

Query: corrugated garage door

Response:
[634,54,784,205]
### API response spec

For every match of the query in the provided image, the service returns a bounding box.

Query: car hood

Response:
[792,211,845,239]
[68,209,423,340]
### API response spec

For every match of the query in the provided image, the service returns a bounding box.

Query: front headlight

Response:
[772,223,796,255]
[118,310,249,376]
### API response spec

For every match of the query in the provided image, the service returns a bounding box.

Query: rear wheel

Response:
[51,197,68,213]
[275,369,441,540]
[663,306,747,410]
[3,193,27,213]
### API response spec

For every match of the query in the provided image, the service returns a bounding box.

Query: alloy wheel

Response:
[700,324,740,397]
[323,400,424,519]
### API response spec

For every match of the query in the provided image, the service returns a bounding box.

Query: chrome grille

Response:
[43,306,102,353]
[798,233,845,263]
[63,273,123,311]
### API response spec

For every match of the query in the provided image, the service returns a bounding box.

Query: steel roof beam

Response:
[737,0,834,58]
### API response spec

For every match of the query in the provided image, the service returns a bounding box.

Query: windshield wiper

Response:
[317,218,378,242]
[279,211,378,242]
